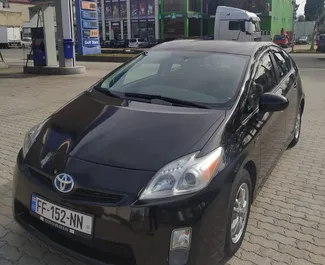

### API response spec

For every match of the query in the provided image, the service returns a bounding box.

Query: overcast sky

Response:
[297,0,306,15]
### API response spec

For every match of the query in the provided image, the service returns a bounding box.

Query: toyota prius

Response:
[13,40,304,265]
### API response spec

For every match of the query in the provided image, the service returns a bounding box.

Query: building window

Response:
[189,18,201,37]
[132,21,140,37]
[131,0,139,18]
[164,19,184,39]
[105,0,113,18]
[189,0,201,12]
[164,0,184,12]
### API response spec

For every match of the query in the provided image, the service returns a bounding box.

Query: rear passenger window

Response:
[273,52,289,78]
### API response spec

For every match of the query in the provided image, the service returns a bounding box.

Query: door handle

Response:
[293,82,298,89]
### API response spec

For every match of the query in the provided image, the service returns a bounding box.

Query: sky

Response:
[297,0,306,15]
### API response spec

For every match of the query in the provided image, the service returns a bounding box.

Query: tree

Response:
[298,15,305,21]
[305,0,324,21]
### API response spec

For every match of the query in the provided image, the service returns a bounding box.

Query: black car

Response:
[13,40,304,265]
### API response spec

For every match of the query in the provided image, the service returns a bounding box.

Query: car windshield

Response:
[130,39,136,42]
[138,39,145,42]
[97,50,249,107]
[252,21,261,32]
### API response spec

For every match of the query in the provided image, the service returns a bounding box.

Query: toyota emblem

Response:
[54,173,75,193]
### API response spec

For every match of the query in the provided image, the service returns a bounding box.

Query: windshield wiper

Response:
[124,92,211,109]
[93,86,123,99]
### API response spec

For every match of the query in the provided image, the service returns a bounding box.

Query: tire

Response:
[288,107,302,148]
[224,168,252,257]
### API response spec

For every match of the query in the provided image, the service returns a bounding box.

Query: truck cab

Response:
[214,6,261,42]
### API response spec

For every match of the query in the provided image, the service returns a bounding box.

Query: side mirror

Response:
[259,93,289,112]
[245,21,253,35]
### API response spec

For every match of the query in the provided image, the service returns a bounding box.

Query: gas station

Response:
[25,0,102,74]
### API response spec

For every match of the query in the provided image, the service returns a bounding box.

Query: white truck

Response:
[214,6,261,42]
[0,26,21,49]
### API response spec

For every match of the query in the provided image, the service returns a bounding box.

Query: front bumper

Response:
[13,151,231,265]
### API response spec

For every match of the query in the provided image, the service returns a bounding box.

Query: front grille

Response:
[14,200,137,265]
[28,168,126,204]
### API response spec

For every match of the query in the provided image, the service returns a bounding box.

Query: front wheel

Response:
[288,107,302,148]
[224,169,252,256]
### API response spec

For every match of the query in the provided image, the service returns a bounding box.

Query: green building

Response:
[157,0,293,40]
[158,0,209,39]
[255,0,293,38]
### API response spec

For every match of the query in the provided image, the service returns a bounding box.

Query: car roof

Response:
[150,40,276,56]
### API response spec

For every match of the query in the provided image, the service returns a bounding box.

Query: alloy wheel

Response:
[231,183,249,244]
[295,111,301,139]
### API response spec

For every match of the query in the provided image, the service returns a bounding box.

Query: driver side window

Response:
[244,52,277,115]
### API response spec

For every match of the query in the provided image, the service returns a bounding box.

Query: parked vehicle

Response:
[316,34,325,52]
[139,37,159,48]
[101,40,112,48]
[128,38,145,48]
[114,39,129,48]
[20,37,32,49]
[0,26,21,48]
[273,34,291,48]
[13,40,304,265]
[214,6,261,41]
[296,36,309,45]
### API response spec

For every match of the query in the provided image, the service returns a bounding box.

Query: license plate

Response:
[31,194,93,235]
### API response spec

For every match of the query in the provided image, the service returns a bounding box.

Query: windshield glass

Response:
[252,21,261,32]
[97,50,249,106]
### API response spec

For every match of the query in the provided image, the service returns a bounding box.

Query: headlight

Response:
[22,120,47,158]
[139,147,224,200]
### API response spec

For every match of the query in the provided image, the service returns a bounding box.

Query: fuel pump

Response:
[31,27,46,66]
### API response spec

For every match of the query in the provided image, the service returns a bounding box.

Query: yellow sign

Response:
[81,1,97,11]
[90,29,99,37]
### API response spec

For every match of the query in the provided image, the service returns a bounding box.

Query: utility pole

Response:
[291,0,299,52]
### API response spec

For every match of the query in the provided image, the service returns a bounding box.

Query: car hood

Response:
[29,89,225,172]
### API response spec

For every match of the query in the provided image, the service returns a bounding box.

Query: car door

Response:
[253,50,288,184]
[270,48,298,143]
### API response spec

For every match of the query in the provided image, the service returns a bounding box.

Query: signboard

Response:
[76,0,101,55]
[81,1,97,10]
[111,22,120,29]
[82,20,98,29]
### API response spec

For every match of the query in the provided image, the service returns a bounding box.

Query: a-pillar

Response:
[42,5,57,66]
[55,0,76,67]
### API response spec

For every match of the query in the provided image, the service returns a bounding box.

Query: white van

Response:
[214,6,261,42]
[128,38,146,48]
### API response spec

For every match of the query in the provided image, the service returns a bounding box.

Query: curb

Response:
[23,65,86,75]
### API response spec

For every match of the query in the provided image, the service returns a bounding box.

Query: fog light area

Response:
[169,228,192,265]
